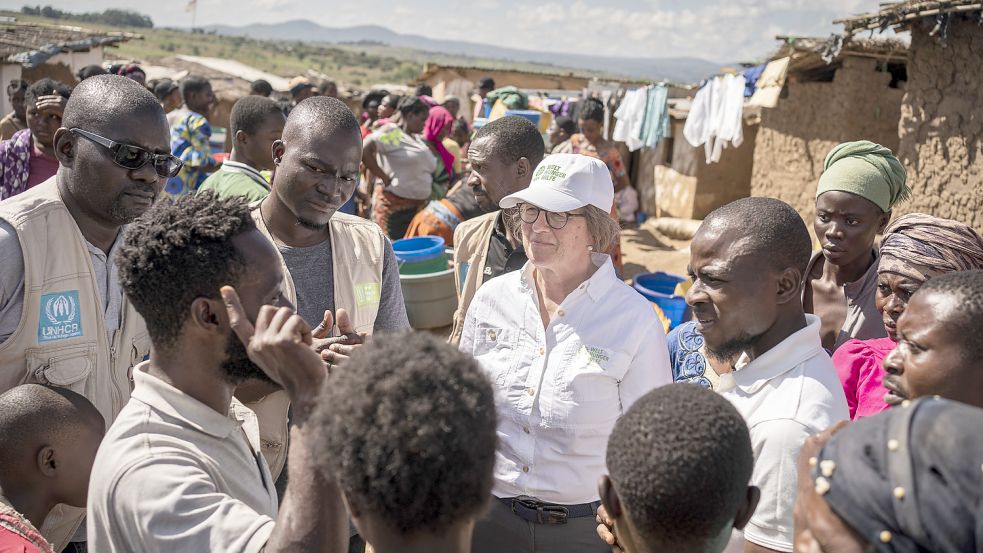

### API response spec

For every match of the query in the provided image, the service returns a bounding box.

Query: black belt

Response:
[498,496,599,525]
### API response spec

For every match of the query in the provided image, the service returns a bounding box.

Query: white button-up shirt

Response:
[460,254,672,505]
[87,364,278,553]
[718,315,849,552]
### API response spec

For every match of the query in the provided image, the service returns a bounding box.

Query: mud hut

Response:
[749,35,908,223]
[837,0,983,229]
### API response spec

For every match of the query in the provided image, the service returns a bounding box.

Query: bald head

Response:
[701,197,811,275]
[62,74,166,136]
[0,384,104,468]
[284,96,360,144]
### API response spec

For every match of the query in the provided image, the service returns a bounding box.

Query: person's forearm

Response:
[264,397,346,553]
[361,142,388,183]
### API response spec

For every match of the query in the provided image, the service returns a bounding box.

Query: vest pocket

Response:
[25,342,96,394]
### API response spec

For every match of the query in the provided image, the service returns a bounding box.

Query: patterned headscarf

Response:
[813,398,983,553]
[0,128,34,200]
[878,213,983,283]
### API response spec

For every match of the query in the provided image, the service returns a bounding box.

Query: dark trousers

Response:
[471,497,607,553]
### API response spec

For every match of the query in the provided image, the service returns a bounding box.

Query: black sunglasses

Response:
[70,128,183,178]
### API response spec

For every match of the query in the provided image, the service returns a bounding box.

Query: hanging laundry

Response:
[683,73,746,164]
[612,87,648,151]
[640,84,670,149]
[748,56,791,108]
[742,63,767,97]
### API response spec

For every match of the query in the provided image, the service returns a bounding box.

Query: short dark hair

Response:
[703,197,812,274]
[607,384,753,548]
[25,78,71,108]
[0,384,103,468]
[6,79,27,96]
[555,116,577,135]
[180,75,211,100]
[396,95,429,117]
[477,77,495,90]
[230,95,283,137]
[382,93,401,109]
[579,97,605,123]
[916,270,983,362]
[63,75,163,135]
[288,96,360,138]
[152,78,179,101]
[313,332,497,535]
[77,64,108,81]
[413,83,433,97]
[116,193,256,349]
[362,89,388,109]
[473,115,545,168]
[250,79,273,96]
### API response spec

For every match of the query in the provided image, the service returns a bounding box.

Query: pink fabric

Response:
[833,337,897,419]
[27,143,58,190]
[423,106,456,181]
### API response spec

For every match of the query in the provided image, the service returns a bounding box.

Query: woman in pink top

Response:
[834,213,983,418]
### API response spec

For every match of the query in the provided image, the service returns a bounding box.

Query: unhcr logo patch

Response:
[38,291,83,343]
[533,164,566,183]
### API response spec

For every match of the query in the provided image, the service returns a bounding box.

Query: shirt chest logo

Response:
[38,291,83,343]
[354,282,381,307]
[576,345,610,367]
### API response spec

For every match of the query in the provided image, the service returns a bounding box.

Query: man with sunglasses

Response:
[0,74,176,552]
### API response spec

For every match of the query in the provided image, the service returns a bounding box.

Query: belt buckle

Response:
[538,504,569,525]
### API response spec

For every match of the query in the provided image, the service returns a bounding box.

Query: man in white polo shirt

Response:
[86,193,346,553]
[684,197,848,553]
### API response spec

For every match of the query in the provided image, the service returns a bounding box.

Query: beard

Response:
[704,331,759,364]
[221,331,275,385]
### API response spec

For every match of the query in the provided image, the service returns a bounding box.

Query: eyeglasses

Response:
[517,203,586,230]
[70,128,183,178]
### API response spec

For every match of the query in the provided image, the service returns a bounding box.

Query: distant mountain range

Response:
[204,19,721,83]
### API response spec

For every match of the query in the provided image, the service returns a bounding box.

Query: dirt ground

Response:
[619,224,692,282]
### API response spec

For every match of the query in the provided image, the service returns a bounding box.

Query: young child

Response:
[313,332,498,553]
[598,384,759,553]
[0,384,105,553]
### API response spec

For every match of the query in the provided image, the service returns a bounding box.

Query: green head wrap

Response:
[816,140,910,212]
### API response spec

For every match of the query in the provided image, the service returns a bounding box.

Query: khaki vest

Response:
[448,212,499,346]
[0,178,151,551]
[247,205,385,479]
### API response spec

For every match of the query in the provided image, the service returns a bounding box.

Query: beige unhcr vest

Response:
[247,205,384,478]
[0,178,151,551]
[448,212,499,346]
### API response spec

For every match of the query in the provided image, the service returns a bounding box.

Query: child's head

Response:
[313,332,498,544]
[600,384,758,553]
[0,385,105,508]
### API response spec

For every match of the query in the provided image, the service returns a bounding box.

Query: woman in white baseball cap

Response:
[459,153,672,553]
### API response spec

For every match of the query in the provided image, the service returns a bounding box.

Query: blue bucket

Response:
[505,109,542,127]
[633,272,689,330]
[393,236,446,263]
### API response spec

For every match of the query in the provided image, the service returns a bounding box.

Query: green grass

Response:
[3,11,621,87]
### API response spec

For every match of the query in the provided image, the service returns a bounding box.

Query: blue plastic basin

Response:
[392,236,446,263]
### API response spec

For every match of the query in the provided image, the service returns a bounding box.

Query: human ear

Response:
[516,157,531,179]
[37,445,57,477]
[598,475,623,518]
[235,130,249,148]
[733,485,760,530]
[53,128,74,166]
[272,140,285,165]
[775,268,802,305]
[191,297,224,335]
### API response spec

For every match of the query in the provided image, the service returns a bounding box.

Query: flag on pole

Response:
[185,0,197,12]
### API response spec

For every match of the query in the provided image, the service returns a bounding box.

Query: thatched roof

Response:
[835,0,983,33]
[771,35,908,76]
[0,22,137,67]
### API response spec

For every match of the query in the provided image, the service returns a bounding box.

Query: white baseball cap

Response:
[499,153,614,213]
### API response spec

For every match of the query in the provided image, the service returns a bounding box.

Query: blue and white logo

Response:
[38,291,83,343]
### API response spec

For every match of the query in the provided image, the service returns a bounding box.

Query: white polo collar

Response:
[719,314,825,394]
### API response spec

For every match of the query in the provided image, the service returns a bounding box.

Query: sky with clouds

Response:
[13,0,889,61]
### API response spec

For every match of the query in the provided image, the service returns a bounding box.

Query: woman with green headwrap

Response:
[803,140,910,352]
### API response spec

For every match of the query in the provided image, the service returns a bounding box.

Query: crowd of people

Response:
[0,66,980,553]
